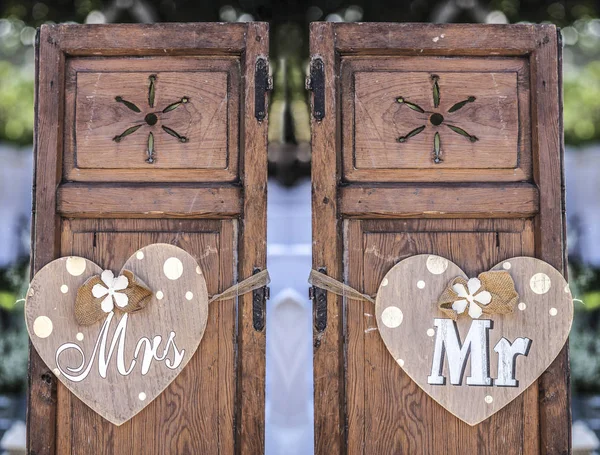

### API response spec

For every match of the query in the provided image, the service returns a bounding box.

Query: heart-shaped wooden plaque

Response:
[25,243,208,425]
[375,255,573,426]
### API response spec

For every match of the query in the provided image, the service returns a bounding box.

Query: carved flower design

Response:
[92,270,129,313]
[395,75,478,163]
[451,277,492,319]
[112,74,190,163]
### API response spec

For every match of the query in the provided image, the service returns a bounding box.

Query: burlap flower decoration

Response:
[437,271,518,320]
[75,270,152,326]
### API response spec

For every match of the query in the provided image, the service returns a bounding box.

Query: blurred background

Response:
[1,1,600,454]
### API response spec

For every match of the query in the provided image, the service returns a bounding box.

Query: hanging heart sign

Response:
[375,255,573,426]
[25,243,208,425]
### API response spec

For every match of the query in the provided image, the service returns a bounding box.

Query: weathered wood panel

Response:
[31,22,269,455]
[310,22,568,454]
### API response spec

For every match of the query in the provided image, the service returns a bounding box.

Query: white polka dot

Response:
[156,291,164,300]
[138,392,147,401]
[518,302,527,311]
[185,291,193,301]
[426,256,448,275]
[381,306,403,328]
[417,280,426,289]
[60,285,69,294]
[196,266,202,275]
[485,395,493,404]
[550,307,558,316]
[76,332,84,341]
[53,368,61,377]
[396,359,405,367]
[381,278,388,287]
[164,257,184,280]
[66,257,86,276]
[427,328,435,337]
[33,316,53,338]
[564,285,570,293]
[136,251,144,260]
[530,273,551,294]
[503,262,512,270]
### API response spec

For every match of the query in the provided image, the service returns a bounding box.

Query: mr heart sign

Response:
[375,255,573,425]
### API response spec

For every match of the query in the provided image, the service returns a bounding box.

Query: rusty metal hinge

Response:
[252,267,269,331]
[254,57,272,122]
[306,57,325,121]
[309,267,327,332]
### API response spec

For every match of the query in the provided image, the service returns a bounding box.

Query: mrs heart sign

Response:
[25,243,208,425]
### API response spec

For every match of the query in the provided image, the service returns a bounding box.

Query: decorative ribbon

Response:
[437,271,518,321]
[308,269,375,303]
[75,269,271,326]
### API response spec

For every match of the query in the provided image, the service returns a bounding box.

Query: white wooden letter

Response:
[494,337,532,387]
[428,318,492,386]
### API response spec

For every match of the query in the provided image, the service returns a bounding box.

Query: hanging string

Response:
[308,269,375,303]
[208,269,271,304]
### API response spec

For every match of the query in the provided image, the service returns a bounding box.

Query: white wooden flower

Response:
[451,278,492,319]
[91,270,129,313]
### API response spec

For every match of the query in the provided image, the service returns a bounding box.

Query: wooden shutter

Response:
[31,23,269,454]
[309,22,568,454]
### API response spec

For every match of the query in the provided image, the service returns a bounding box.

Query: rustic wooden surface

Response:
[237,22,269,455]
[340,184,539,218]
[310,21,346,455]
[31,22,268,454]
[65,57,240,182]
[341,56,531,182]
[310,22,569,454]
[26,243,209,426]
[57,184,242,218]
[76,72,228,168]
[353,71,518,169]
[375,254,573,426]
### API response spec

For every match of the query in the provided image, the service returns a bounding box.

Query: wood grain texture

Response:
[310,22,568,454]
[76,72,228,168]
[341,56,531,183]
[237,22,269,455]
[310,21,346,455]
[340,184,539,218]
[57,184,242,218]
[46,23,247,56]
[375,254,573,426]
[29,25,63,455]
[64,57,240,182]
[334,23,541,55]
[354,71,518,168]
[25,243,209,426]
[31,22,268,455]
[531,27,571,455]
[349,219,540,455]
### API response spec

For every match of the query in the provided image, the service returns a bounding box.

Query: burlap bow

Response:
[437,271,518,320]
[75,270,153,326]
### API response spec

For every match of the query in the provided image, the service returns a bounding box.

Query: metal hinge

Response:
[306,57,325,121]
[252,267,269,331]
[309,267,327,332]
[254,57,272,122]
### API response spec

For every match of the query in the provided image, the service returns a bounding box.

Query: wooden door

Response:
[309,22,568,454]
[30,22,269,455]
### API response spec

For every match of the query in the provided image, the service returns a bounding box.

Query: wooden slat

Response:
[531,27,571,455]
[334,23,541,55]
[310,21,346,455]
[340,184,539,218]
[28,25,64,455]
[237,22,269,455]
[48,23,247,55]
[57,184,242,218]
